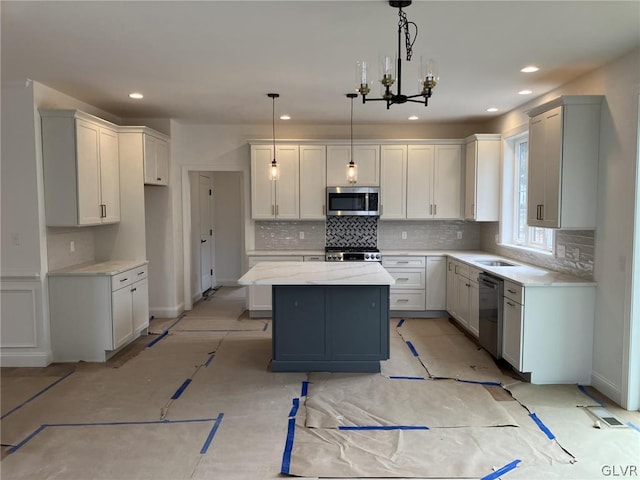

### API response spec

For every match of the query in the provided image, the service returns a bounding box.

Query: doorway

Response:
[186,170,245,305]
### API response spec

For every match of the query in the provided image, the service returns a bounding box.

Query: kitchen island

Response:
[238,262,394,372]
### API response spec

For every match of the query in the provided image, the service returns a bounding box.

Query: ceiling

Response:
[2,1,639,125]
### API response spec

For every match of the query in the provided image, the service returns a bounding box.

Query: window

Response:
[503,133,554,252]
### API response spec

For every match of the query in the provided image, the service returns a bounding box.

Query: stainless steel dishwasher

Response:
[478,272,504,359]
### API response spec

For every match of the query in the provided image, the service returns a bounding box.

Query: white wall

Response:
[212,171,244,285]
[489,48,640,408]
[1,80,121,366]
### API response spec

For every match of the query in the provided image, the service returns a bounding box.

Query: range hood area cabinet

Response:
[251,144,300,219]
[41,109,120,226]
[464,134,501,222]
[326,145,380,187]
[527,95,602,229]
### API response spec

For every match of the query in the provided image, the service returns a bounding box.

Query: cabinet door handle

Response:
[120,278,128,283]
[429,204,433,215]
[201,239,207,243]
[506,301,516,307]
[131,288,137,292]
[137,271,145,276]
[507,289,516,294]
[540,204,544,220]
[434,204,437,216]
[397,277,409,281]
[397,261,409,264]
[465,283,470,287]
[157,177,162,181]
[397,299,409,303]
[276,205,279,216]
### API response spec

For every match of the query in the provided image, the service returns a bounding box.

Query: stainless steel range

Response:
[325,247,381,262]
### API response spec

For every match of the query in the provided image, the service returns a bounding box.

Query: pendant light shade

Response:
[346,93,358,183]
[268,93,280,180]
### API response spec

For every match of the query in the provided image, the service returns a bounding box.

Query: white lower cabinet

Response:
[49,263,149,362]
[247,256,303,316]
[383,255,447,312]
[383,256,426,311]
[502,291,523,370]
[500,280,595,384]
[447,258,481,337]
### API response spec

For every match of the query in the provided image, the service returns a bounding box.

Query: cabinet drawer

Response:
[382,256,426,268]
[111,265,147,291]
[453,261,470,278]
[390,290,426,311]
[504,281,524,304]
[387,269,425,289]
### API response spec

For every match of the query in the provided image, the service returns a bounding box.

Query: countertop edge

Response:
[48,260,148,276]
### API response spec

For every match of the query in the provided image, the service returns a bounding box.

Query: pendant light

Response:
[268,93,280,180]
[346,93,358,183]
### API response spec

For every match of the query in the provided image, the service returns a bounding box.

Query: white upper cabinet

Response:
[407,144,462,219]
[41,110,120,226]
[326,145,379,186]
[464,134,501,221]
[143,132,169,185]
[380,145,407,219]
[251,144,300,220]
[527,96,602,229]
[299,145,327,220]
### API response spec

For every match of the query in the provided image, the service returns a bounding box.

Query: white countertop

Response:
[238,261,395,286]
[48,260,147,276]
[246,249,594,287]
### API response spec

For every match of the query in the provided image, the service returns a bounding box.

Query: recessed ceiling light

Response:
[408,115,419,121]
[487,107,499,112]
[128,92,144,99]
[521,66,540,73]
[279,115,291,120]
[518,89,533,95]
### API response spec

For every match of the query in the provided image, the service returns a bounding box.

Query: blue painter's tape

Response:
[457,379,502,387]
[205,353,215,368]
[529,413,555,440]
[396,319,405,328]
[301,381,310,397]
[289,398,300,418]
[626,422,640,433]
[405,341,419,357]
[1,370,74,420]
[389,376,425,380]
[171,379,192,400]
[8,417,221,455]
[8,425,47,453]
[480,459,522,480]
[200,413,224,454]
[147,330,168,348]
[577,384,605,406]
[167,313,187,330]
[281,417,296,474]
[338,425,429,431]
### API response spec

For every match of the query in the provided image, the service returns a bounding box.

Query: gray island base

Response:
[238,262,395,373]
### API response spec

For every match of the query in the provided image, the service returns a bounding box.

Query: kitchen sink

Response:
[475,259,518,267]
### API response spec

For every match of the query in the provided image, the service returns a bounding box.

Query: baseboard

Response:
[591,370,622,405]
[0,350,53,367]
[149,302,184,319]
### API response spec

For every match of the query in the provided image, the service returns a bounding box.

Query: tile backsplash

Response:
[47,228,95,271]
[254,221,325,250]
[378,220,481,250]
[326,216,378,248]
[479,222,595,279]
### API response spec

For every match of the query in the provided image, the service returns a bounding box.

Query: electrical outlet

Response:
[401,231,407,240]
[556,245,565,258]
[299,232,305,240]
[457,231,463,240]
[70,241,75,252]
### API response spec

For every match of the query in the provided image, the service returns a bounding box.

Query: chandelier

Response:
[356,1,438,109]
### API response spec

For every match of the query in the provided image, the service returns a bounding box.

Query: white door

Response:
[199,175,213,293]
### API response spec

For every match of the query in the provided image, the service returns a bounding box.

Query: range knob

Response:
[375,253,381,260]
[365,253,371,260]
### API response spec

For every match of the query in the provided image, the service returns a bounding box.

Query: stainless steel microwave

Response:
[326,186,379,216]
